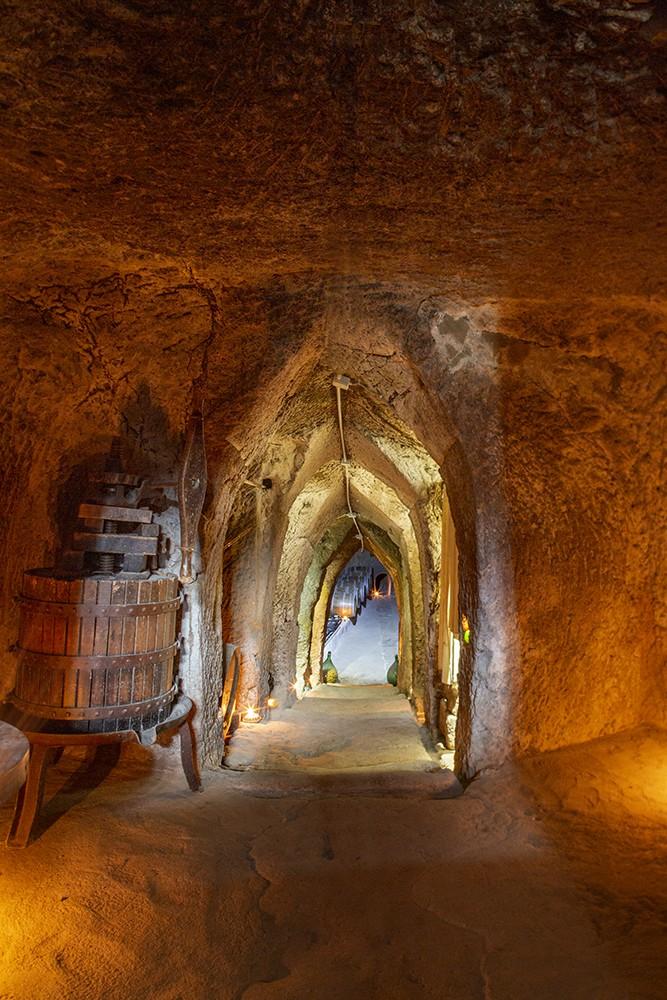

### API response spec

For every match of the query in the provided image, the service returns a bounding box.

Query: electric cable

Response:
[334,378,364,550]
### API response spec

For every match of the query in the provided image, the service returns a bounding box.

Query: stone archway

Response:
[268,459,436,713]
[201,345,481,775]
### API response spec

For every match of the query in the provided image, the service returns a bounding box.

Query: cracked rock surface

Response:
[0,727,665,999]
[0,1,664,297]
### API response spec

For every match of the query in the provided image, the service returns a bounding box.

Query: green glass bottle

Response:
[387,655,398,686]
[322,651,338,684]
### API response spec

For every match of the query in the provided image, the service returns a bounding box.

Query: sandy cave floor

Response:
[0,692,665,1000]
[224,685,437,773]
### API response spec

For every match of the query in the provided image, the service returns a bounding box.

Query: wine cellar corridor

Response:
[0,3,665,999]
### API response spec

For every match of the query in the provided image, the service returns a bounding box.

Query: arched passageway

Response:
[215,362,467,774]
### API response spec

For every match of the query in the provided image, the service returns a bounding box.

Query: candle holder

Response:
[241,706,262,724]
[265,697,278,721]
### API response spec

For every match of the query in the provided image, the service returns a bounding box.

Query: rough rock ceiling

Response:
[254,364,441,488]
[0,0,665,298]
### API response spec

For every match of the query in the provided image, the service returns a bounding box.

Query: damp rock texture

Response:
[0,2,664,775]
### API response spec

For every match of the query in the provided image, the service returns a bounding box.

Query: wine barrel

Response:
[10,571,181,732]
[332,583,358,619]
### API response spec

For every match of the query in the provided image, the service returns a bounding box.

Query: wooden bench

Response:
[2,694,200,848]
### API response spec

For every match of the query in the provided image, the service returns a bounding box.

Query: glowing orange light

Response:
[267,697,278,709]
[243,705,262,723]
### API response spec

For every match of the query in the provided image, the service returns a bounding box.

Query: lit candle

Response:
[243,705,262,724]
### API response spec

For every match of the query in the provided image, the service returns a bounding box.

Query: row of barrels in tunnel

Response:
[316,553,399,687]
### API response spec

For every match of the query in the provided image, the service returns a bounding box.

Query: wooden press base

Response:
[3,695,200,848]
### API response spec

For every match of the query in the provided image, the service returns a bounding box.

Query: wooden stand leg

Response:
[7,743,51,848]
[179,718,201,792]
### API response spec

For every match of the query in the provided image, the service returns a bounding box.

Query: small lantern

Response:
[242,705,262,724]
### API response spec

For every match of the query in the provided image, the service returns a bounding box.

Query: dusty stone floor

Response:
[225,685,436,773]
[0,721,665,1000]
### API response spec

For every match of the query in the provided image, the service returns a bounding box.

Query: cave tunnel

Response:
[322,551,399,685]
[216,362,470,775]
[0,3,665,998]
